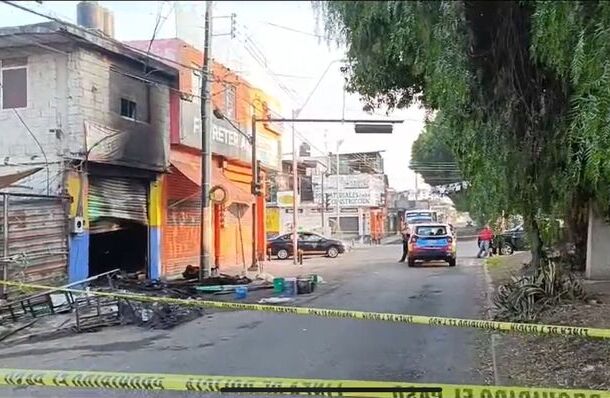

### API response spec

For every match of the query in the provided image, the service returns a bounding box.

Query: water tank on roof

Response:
[77,1,103,32]
[101,7,115,38]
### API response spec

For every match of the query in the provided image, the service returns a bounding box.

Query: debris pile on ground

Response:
[105,272,254,297]
[0,267,322,344]
[492,259,586,322]
[118,300,204,330]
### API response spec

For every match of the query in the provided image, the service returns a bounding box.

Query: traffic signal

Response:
[325,193,331,210]
[354,123,393,134]
[252,180,264,196]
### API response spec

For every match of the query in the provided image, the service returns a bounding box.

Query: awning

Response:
[170,156,253,205]
[0,166,43,190]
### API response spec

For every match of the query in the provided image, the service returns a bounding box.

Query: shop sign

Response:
[277,191,299,207]
[180,101,280,170]
[265,207,280,234]
[312,174,385,207]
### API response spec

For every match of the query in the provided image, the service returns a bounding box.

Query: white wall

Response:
[586,205,610,279]
[0,48,70,195]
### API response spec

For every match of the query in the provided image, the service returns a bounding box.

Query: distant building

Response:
[271,151,390,241]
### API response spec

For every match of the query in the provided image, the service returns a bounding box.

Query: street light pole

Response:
[249,116,403,253]
[199,0,213,281]
[251,115,259,272]
[214,108,259,273]
[320,172,325,232]
[335,139,343,238]
[291,109,299,265]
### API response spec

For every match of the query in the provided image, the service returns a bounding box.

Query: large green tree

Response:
[410,123,461,187]
[315,1,610,267]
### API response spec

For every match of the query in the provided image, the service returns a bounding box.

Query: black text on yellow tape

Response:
[1,280,609,339]
[0,369,607,398]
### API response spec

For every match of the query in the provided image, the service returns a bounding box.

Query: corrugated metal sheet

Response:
[89,176,148,225]
[0,197,68,286]
[0,195,5,263]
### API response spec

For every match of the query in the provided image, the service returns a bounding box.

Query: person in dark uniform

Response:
[398,221,411,262]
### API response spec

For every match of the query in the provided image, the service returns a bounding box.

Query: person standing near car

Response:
[477,224,494,258]
[398,220,411,262]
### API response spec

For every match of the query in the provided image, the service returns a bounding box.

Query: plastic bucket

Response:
[273,277,285,294]
[283,277,297,297]
[234,286,248,300]
[297,278,313,295]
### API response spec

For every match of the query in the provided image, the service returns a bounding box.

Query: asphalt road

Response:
[0,240,490,397]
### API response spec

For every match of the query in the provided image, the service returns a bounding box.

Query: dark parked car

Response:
[499,224,528,255]
[267,232,346,260]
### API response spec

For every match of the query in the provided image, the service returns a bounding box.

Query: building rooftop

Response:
[0,21,178,79]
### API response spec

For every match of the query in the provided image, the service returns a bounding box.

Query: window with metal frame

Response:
[1,57,27,109]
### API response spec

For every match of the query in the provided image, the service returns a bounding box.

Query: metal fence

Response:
[0,193,70,297]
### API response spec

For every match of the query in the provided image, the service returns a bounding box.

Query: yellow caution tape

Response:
[0,368,606,397]
[2,280,610,339]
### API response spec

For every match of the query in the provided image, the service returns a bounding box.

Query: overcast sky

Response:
[0,1,428,191]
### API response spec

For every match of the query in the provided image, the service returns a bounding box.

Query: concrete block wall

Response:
[0,49,70,195]
[71,47,171,169]
[65,48,110,157]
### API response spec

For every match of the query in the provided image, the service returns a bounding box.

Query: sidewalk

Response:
[484,252,610,389]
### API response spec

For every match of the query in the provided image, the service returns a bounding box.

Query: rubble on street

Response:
[0,267,321,346]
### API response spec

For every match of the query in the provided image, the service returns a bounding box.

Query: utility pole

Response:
[320,172,325,232]
[335,146,341,237]
[199,0,213,281]
[291,109,299,265]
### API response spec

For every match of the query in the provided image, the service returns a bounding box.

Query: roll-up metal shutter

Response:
[330,216,359,238]
[0,197,68,286]
[340,216,359,237]
[88,176,148,225]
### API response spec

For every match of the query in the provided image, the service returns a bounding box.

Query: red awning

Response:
[170,155,253,205]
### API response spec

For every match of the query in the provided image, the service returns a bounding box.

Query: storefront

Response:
[87,174,150,277]
[65,120,167,282]
[162,147,255,276]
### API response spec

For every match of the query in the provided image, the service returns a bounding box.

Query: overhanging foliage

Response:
[315,1,610,267]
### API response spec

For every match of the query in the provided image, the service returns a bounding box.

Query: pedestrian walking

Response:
[398,221,411,262]
[477,224,494,258]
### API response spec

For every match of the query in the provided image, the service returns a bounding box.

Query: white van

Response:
[405,210,438,225]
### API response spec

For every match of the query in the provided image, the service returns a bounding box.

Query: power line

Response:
[0,32,243,106]
[263,22,326,39]
[143,2,166,69]
[11,109,50,195]
[0,1,225,77]
[4,1,397,176]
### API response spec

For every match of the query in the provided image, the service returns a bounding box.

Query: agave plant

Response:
[493,260,586,322]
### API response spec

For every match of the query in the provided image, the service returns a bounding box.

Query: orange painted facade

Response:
[126,38,282,275]
[370,209,386,241]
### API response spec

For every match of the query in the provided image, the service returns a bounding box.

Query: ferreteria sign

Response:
[312,174,386,207]
[180,102,281,170]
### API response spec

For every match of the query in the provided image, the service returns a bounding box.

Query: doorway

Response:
[88,219,148,276]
